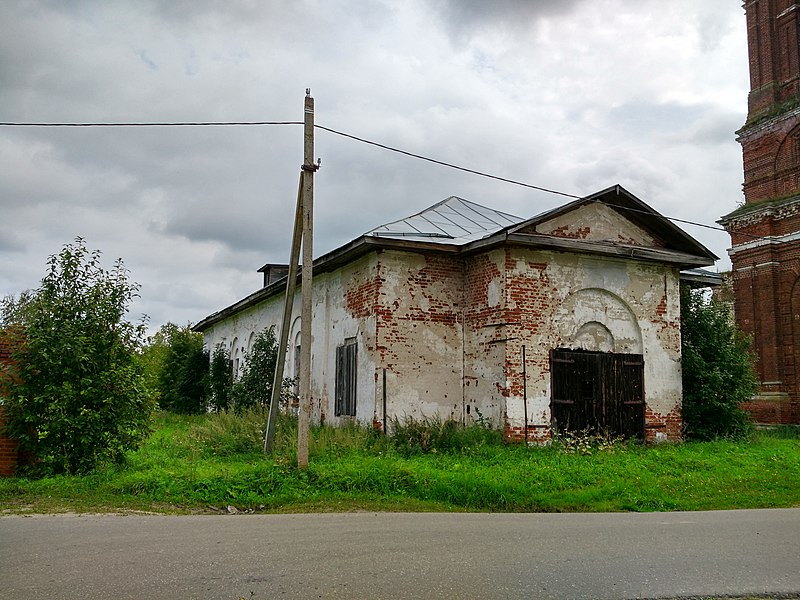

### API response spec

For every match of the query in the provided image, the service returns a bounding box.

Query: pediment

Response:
[519,201,662,247]
[507,185,716,260]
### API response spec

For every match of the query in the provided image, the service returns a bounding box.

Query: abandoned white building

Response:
[195,185,718,442]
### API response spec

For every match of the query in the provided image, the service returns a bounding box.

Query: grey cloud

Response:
[607,102,707,137]
[688,112,745,146]
[0,228,25,254]
[431,0,584,40]
[0,0,749,329]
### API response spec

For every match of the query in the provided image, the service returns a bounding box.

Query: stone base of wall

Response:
[505,408,683,445]
[504,424,551,444]
[645,406,682,443]
[504,408,683,444]
[743,392,799,425]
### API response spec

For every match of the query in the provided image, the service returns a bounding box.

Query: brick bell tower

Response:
[720,1,800,424]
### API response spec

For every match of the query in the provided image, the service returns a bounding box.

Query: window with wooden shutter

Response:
[335,338,357,417]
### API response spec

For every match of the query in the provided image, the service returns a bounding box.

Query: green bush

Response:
[680,285,758,440]
[149,323,208,414]
[230,327,278,411]
[228,326,295,413]
[0,238,154,475]
[208,344,232,412]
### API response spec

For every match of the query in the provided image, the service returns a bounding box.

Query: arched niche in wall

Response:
[557,288,643,354]
[774,123,800,172]
[247,331,255,353]
[790,273,800,395]
[288,316,302,380]
[231,336,240,378]
[773,123,800,195]
[574,321,615,352]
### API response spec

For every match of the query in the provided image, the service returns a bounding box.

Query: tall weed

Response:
[390,415,503,456]
[552,429,628,455]
[185,407,286,457]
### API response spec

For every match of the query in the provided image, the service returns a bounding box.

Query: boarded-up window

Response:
[550,348,644,440]
[335,338,357,417]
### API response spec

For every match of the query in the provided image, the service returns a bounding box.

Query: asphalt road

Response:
[1,509,798,599]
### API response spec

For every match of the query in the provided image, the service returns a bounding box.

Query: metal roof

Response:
[366,196,521,244]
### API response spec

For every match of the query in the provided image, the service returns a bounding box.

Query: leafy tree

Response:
[0,238,153,475]
[208,343,232,412]
[137,327,170,404]
[142,323,208,414]
[230,326,279,412]
[680,284,757,440]
[0,291,35,328]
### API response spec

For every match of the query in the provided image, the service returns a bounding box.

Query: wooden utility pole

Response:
[297,90,316,468]
[262,176,303,453]
[263,90,317,461]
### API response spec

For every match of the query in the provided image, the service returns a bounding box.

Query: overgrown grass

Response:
[1,412,798,515]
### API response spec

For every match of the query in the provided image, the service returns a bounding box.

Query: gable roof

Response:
[194,184,717,332]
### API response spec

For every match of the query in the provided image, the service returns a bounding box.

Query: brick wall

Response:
[740,117,800,204]
[374,250,466,422]
[0,337,18,477]
[726,214,800,425]
[744,0,800,121]
[495,246,685,443]
[644,406,682,443]
[462,250,506,426]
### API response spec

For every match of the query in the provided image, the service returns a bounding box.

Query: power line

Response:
[315,124,581,200]
[0,121,302,127]
[0,118,738,238]
[314,125,740,238]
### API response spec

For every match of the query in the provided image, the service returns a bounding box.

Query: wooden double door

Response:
[550,348,645,440]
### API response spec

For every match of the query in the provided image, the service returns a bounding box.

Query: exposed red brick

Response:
[0,331,20,476]
[644,405,682,443]
[0,404,17,479]
[503,423,551,444]
[549,225,591,239]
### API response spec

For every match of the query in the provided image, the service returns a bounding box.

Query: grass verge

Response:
[1,412,798,515]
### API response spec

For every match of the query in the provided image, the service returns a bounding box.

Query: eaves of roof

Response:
[195,230,714,333]
[460,231,716,268]
[193,234,460,332]
[680,268,724,288]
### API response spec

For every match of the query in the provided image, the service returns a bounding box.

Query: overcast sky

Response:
[0,0,749,332]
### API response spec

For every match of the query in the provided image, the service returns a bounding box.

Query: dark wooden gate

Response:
[550,348,645,440]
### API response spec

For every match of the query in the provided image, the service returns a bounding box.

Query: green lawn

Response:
[1,412,798,515]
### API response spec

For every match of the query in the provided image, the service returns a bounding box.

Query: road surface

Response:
[1,509,798,599]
